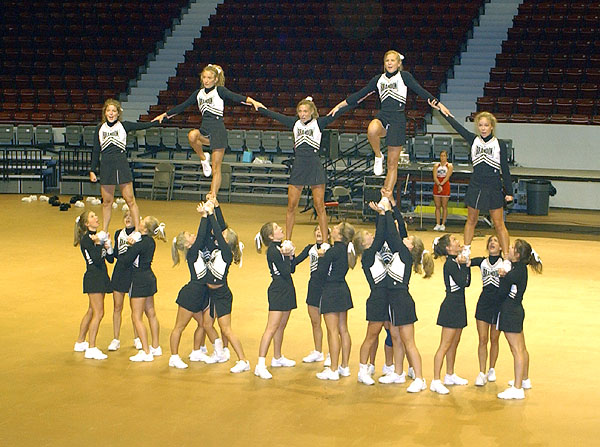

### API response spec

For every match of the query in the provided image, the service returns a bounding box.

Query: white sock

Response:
[214,338,224,354]
[258,357,266,367]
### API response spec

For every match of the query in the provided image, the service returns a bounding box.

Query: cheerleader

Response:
[329,50,451,193]
[119,216,166,362]
[433,150,453,231]
[73,211,113,360]
[430,104,513,263]
[314,222,355,381]
[471,236,503,386]
[496,239,542,400]
[254,222,297,379]
[153,64,264,196]
[107,211,140,351]
[168,203,221,369]
[354,197,432,392]
[430,234,471,394]
[257,98,353,240]
[90,98,161,233]
[293,225,330,363]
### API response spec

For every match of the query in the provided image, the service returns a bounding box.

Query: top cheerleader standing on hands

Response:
[152,64,264,197]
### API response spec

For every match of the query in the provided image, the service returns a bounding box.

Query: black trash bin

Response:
[526,180,551,215]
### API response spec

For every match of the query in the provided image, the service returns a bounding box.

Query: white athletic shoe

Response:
[84,347,107,360]
[444,373,469,386]
[74,341,89,352]
[475,372,488,386]
[407,366,416,380]
[439,224,446,231]
[213,351,229,363]
[133,337,142,350]
[254,364,273,380]
[169,355,189,369]
[373,154,385,176]
[461,246,471,262]
[358,365,375,385]
[378,371,406,384]
[508,378,531,389]
[302,350,324,363]
[324,353,331,367]
[498,386,525,400]
[129,350,154,362]
[150,346,162,357]
[407,378,427,393]
[201,153,212,177]
[107,339,120,351]
[430,379,450,395]
[367,364,375,376]
[382,364,395,375]
[230,360,250,373]
[316,367,340,381]
[189,349,212,363]
[222,347,231,362]
[487,368,497,382]
[433,224,442,231]
[376,197,390,212]
[337,366,351,377]
[271,356,296,368]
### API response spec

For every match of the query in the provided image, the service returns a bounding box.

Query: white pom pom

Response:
[116,198,125,204]
[91,198,101,206]
[86,196,95,202]
[112,202,118,209]
[74,201,85,208]
[122,204,129,212]
[30,195,38,201]
[21,197,32,203]
[39,195,49,202]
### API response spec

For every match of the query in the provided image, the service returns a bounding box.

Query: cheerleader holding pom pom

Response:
[496,239,542,400]
[73,211,114,360]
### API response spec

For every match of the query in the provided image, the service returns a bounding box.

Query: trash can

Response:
[526,180,551,215]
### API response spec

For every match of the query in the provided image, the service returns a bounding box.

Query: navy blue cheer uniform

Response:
[266,241,297,312]
[471,255,503,325]
[91,120,160,185]
[119,235,158,298]
[166,86,247,150]
[175,216,210,314]
[345,70,437,147]
[111,226,135,293]
[314,241,353,314]
[436,255,471,329]
[80,231,114,294]
[205,214,236,318]
[381,210,419,326]
[496,261,528,333]
[440,116,512,212]
[294,242,329,307]
[258,105,352,186]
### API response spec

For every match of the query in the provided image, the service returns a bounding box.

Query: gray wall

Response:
[500,123,600,210]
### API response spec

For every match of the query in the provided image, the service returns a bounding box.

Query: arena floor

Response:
[1,195,598,446]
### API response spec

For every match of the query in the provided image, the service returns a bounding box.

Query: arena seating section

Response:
[138,0,484,134]
[477,0,600,124]
[0,0,188,124]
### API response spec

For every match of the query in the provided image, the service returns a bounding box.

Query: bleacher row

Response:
[480,0,600,124]
[0,0,189,125]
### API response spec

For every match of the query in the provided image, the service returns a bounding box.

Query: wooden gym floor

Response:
[1,195,599,446]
